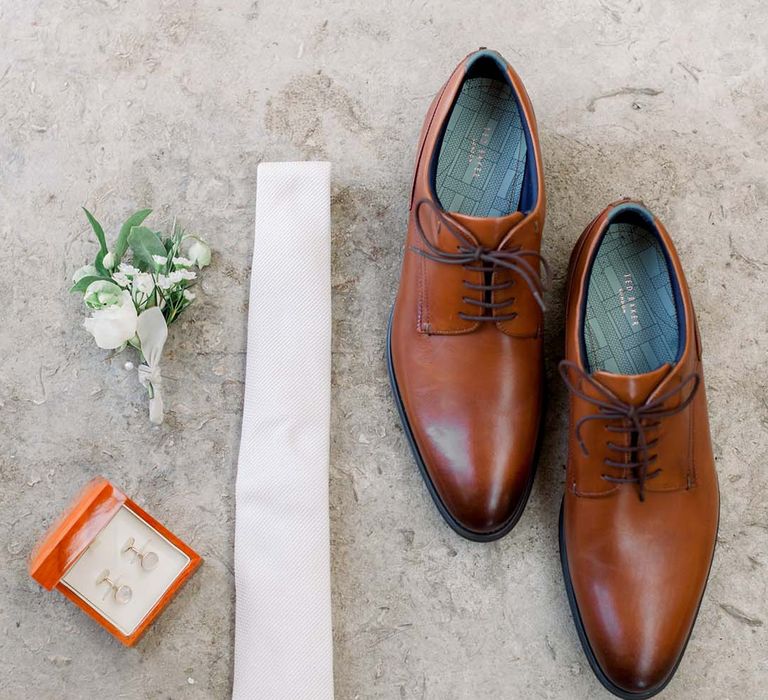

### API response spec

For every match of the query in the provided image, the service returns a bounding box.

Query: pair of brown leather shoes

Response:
[388,48,719,699]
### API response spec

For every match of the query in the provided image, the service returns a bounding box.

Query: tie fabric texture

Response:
[233,161,334,700]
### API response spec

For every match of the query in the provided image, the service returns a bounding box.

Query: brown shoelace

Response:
[559,360,700,501]
[410,198,550,321]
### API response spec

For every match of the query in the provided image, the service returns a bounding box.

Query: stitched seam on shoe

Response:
[416,254,427,333]
[688,398,696,487]
[569,390,618,497]
[422,255,430,333]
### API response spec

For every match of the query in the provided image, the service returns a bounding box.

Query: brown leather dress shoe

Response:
[559,200,719,698]
[387,49,547,541]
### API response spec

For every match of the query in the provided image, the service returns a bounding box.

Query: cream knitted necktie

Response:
[233,161,334,700]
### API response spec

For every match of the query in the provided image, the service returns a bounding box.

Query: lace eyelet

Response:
[559,359,701,502]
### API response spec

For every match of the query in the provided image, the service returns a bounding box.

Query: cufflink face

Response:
[140,550,159,571]
[122,537,159,571]
[96,569,133,604]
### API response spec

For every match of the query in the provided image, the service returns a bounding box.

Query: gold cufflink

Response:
[96,569,132,604]
[122,537,159,571]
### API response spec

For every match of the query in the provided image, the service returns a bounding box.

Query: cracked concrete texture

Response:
[1,0,767,698]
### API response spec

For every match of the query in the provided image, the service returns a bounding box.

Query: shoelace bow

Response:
[558,360,701,501]
[410,198,550,321]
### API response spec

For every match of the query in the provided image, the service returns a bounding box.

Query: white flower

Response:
[84,280,124,309]
[83,290,138,349]
[169,269,196,284]
[152,254,168,268]
[131,273,156,301]
[187,239,211,268]
[118,263,140,276]
[172,256,194,268]
[73,264,98,284]
[183,290,196,302]
[111,272,130,287]
[156,275,173,290]
[103,251,116,269]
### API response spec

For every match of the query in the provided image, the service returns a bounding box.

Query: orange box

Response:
[29,476,202,646]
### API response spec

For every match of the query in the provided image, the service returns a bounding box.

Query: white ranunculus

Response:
[83,290,139,349]
[84,280,123,309]
[103,251,116,269]
[152,254,168,268]
[187,239,211,268]
[172,256,193,267]
[73,264,98,284]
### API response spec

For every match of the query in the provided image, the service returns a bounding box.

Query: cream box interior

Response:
[60,505,190,636]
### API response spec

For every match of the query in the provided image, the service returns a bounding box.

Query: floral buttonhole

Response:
[71,207,212,425]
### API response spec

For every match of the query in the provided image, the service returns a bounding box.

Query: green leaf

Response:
[82,207,108,255]
[95,249,108,275]
[69,274,110,293]
[114,209,152,263]
[128,226,166,269]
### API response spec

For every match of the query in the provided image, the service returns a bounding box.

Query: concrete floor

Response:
[1,1,767,698]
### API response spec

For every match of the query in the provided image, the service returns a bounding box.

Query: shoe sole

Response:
[558,499,719,699]
[386,308,542,542]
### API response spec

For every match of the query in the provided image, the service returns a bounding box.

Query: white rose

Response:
[83,290,139,349]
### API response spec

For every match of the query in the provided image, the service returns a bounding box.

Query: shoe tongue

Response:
[451,211,525,248]
[592,363,673,405]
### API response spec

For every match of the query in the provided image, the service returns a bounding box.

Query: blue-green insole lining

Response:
[435,77,527,217]
[584,223,679,375]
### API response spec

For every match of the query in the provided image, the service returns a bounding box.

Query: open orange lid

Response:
[29,477,126,590]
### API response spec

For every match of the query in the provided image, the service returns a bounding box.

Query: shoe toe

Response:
[417,416,537,537]
[390,325,543,540]
[573,557,701,697]
[595,643,675,697]
[600,655,677,697]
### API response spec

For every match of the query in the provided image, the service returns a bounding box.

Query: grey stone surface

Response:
[1,0,767,698]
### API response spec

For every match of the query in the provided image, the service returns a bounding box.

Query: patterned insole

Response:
[584,223,679,375]
[435,77,527,217]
